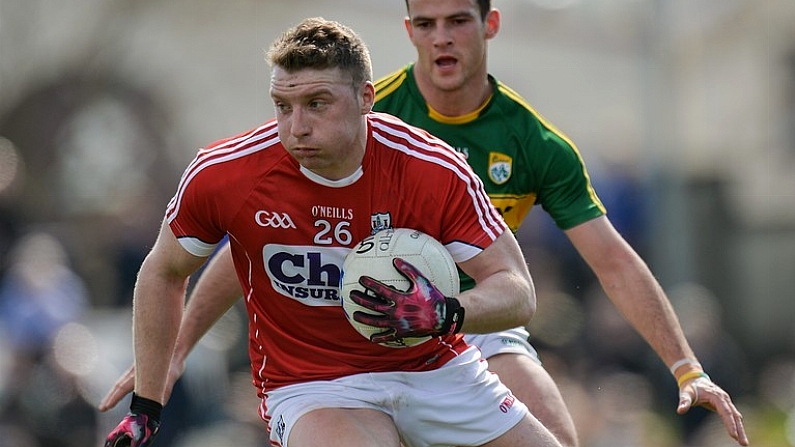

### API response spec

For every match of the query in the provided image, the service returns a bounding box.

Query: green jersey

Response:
[374,64,605,290]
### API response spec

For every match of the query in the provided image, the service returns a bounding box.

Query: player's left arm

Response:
[353,230,535,340]
[566,215,748,446]
[456,230,536,334]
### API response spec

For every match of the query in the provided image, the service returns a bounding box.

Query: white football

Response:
[340,228,460,348]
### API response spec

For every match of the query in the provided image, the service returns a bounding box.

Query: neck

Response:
[415,74,492,117]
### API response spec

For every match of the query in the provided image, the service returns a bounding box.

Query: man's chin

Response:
[432,78,465,93]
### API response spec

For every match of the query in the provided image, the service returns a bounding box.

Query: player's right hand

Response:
[105,412,160,447]
[105,394,162,447]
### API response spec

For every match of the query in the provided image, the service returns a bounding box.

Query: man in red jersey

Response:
[102,17,563,447]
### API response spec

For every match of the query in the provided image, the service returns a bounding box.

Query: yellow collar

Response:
[427,94,492,124]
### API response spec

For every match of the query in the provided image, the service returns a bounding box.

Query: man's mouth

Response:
[292,146,319,155]
[435,56,458,69]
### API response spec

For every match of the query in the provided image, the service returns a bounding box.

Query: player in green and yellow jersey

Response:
[99,1,748,445]
[373,1,747,446]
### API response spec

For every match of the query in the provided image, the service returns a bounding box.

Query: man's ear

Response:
[484,8,500,40]
[404,17,413,39]
[361,81,376,114]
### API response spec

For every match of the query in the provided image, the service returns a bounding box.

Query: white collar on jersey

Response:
[299,165,364,188]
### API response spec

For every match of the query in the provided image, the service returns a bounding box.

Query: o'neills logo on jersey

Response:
[488,152,512,185]
[312,205,353,220]
[262,244,348,306]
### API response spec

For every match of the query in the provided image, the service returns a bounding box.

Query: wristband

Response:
[441,297,465,335]
[669,358,700,375]
[677,371,710,388]
[131,393,163,423]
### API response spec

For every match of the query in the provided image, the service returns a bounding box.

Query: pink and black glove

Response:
[350,257,465,344]
[105,393,162,447]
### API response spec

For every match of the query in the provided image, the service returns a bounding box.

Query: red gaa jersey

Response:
[165,112,507,395]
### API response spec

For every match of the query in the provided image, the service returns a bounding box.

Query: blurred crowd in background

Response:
[1,1,794,446]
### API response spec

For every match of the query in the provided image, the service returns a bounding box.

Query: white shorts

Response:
[464,327,542,364]
[261,347,528,447]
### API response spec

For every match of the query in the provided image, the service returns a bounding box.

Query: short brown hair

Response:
[404,0,491,20]
[266,17,373,86]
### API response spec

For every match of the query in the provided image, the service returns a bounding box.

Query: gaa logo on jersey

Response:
[262,244,348,306]
[488,152,512,185]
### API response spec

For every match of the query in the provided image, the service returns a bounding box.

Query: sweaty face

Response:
[406,0,492,92]
[270,67,373,180]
